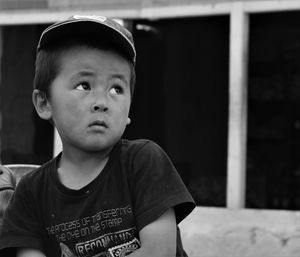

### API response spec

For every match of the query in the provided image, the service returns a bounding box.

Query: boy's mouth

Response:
[89,120,108,128]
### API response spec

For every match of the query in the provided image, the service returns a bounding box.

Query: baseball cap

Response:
[37,15,136,65]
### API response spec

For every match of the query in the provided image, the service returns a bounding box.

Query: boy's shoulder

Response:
[16,157,56,191]
[116,139,169,169]
[118,138,162,156]
[119,138,152,149]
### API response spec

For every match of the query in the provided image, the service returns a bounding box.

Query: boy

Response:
[0,15,195,257]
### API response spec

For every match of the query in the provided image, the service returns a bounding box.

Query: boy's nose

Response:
[91,103,108,112]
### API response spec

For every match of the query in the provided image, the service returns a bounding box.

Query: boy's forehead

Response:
[58,46,132,80]
[59,44,132,68]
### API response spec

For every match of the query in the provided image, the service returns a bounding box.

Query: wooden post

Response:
[226,3,249,208]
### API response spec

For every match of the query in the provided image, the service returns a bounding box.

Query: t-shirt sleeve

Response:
[128,140,195,231]
[0,175,44,253]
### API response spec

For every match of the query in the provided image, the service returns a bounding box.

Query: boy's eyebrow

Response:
[73,70,95,77]
[112,74,129,84]
[69,70,95,81]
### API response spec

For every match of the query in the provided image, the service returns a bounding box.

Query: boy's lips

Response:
[88,120,108,128]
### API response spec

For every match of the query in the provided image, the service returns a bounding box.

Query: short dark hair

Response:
[33,38,136,99]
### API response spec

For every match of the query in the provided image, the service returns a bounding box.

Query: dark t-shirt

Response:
[0,139,195,256]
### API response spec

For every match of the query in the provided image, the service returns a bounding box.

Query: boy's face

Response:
[45,45,131,153]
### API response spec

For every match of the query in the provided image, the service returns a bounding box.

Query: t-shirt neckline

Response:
[50,142,120,197]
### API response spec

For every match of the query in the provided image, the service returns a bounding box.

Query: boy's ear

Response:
[32,89,52,120]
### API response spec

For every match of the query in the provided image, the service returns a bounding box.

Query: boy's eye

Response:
[110,85,124,95]
[75,83,90,91]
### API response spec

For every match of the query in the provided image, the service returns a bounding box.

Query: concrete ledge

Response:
[179,207,300,257]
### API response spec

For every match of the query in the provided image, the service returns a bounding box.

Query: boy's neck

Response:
[57,146,113,190]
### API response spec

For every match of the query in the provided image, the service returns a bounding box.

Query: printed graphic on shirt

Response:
[76,228,139,256]
[60,235,140,257]
[108,238,140,257]
[46,205,140,257]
